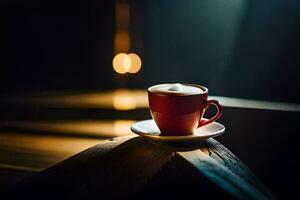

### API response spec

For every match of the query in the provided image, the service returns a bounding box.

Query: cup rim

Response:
[147,83,208,96]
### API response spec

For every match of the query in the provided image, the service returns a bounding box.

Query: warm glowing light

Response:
[7,119,135,138]
[115,0,130,54]
[114,32,130,53]
[112,53,142,74]
[128,53,142,73]
[113,120,134,136]
[113,0,142,75]
[112,89,136,110]
[113,53,127,74]
[30,90,148,109]
[123,54,131,71]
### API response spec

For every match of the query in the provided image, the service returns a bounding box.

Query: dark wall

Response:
[143,0,300,102]
[0,0,115,92]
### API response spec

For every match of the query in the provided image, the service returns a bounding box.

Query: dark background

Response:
[0,0,299,102]
[0,0,115,91]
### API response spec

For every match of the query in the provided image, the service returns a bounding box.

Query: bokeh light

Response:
[112,53,142,74]
[127,53,142,73]
[112,89,137,110]
[112,53,127,74]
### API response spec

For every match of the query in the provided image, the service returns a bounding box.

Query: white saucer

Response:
[131,119,225,144]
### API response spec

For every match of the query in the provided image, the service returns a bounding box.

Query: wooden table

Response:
[4,135,274,199]
[1,90,299,198]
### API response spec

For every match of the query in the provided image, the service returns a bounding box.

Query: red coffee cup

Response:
[148,83,223,136]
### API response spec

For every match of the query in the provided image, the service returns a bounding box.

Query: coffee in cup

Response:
[148,83,222,136]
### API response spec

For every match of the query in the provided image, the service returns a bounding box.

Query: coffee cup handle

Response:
[198,99,223,127]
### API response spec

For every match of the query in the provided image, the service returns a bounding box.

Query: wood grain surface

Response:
[5,136,274,199]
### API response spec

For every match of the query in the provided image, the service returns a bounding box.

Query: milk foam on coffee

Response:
[149,83,204,95]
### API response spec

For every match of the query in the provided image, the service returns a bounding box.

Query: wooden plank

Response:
[5,136,274,199]
[179,139,274,199]
[0,119,135,138]
[0,132,101,171]
[6,136,175,199]
[0,166,36,192]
